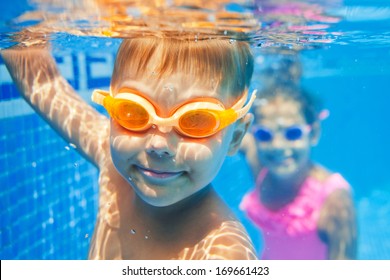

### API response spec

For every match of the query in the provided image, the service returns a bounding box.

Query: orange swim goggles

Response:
[92,89,256,138]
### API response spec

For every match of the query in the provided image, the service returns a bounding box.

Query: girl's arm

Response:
[240,133,261,178]
[1,46,109,167]
[318,189,358,259]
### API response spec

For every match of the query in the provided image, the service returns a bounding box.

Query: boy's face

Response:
[109,72,247,207]
[254,96,314,178]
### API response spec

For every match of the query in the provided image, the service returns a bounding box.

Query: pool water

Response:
[1,0,390,259]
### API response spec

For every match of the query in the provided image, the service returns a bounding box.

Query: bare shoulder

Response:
[319,188,355,227]
[178,221,257,260]
[310,164,332,182]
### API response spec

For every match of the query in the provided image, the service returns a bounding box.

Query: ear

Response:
[310,122,321,146]
[228,113,254,156]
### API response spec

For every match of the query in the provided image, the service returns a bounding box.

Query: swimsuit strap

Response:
[255,168,268,191]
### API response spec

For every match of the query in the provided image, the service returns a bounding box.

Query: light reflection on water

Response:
[1,0,350,50]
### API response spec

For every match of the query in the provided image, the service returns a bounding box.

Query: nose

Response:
[270,133,286,149]
[146,131,176,159]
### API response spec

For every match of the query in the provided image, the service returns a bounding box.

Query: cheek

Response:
[178,134,230,173]
[110,123,147,161]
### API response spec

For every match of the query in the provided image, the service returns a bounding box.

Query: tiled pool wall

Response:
[0,51,115,259]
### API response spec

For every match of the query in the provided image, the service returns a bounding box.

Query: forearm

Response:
[318,189,358,260]
[1,46,109,166]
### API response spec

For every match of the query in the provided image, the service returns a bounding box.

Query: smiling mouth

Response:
[269,156,294,165]
[136,166,184,183]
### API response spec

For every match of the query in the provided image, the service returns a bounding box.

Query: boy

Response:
[2,35,257,259]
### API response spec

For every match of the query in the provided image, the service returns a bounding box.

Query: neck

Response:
[133,184,214,226]
[267,162,313,192]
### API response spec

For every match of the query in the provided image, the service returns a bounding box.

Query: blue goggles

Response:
[252,125,311,142]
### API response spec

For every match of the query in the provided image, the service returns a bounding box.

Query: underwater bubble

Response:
[31,162,37,168]
[130,229,136,234]
[163,84,174,92]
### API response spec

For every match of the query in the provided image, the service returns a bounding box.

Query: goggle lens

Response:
[179,110,218,137]
[113,100,150,130]
[285,126,303,141]
[254,127,273,142]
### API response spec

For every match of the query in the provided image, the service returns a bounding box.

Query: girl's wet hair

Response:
[111,36,254,98]
[256,82,323,125]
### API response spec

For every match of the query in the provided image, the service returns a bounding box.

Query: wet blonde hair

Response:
[111,36,254,98]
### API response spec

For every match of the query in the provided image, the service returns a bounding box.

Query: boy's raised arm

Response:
[1,46,109,167]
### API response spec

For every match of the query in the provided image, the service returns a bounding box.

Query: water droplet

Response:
[74,163,79,167]
[194,34,198,42]
[85,234,89,238]
[145,235,149,239]
[69,143,77,149]
[229,39,236,44]
[128,177,132,181]
[130,229,136,234]
[31,162,37,168]
[65,146,70,151]
[224,30,228,35]
[152,125,157,129]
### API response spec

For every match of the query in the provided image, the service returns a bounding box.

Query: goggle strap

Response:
[235,89,257,119]
[231,90,248,110]
[218,109,238,130]
[92,89,110,105]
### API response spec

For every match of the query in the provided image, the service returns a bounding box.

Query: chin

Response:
[271,165,299,177]
[137,193,178,207]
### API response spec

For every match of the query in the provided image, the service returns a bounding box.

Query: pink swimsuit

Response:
[240,169,350,260]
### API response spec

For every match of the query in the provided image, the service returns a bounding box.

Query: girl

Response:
[240,83,357,259]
